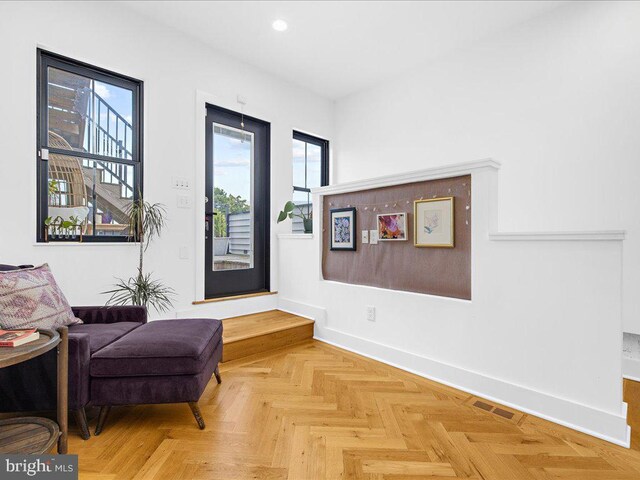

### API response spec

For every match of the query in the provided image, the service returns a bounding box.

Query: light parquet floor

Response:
[70,340,640,479]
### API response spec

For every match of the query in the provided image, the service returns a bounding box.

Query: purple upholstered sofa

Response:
[0,264,222,439]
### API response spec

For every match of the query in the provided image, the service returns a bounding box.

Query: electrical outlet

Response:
[366,306,376,322]
[177,194,192,209]
[361,230,369,244]
[369,229,379,245]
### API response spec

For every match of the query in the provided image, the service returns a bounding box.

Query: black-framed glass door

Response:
[205,104,270,299]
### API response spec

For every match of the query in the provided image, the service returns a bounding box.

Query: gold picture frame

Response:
[414,197,454,248]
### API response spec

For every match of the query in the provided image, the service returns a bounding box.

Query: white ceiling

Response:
[124,1,567,100]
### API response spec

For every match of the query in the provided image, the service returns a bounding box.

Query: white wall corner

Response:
[278,297,327,326]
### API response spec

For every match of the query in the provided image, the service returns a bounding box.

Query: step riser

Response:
[222,323,314,363]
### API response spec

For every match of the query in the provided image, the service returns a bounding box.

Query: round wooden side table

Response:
[0,327,68,454]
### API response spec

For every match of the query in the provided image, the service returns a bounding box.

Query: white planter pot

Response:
[214,237,230,256]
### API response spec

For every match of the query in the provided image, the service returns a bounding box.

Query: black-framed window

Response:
[37,50,143,242]
[292,131,328,232]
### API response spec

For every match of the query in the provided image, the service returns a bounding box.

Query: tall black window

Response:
[292,131,329,232]
[37,50,143,242]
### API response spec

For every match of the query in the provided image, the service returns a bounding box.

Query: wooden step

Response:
[221,310,314,362]
[624,378,640,450]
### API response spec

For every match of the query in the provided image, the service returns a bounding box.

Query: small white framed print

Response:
[414,197,454,248]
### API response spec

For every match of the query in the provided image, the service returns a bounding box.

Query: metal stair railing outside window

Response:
[81,87,134,199]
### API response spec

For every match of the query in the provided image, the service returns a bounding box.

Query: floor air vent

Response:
[467,397,524,424]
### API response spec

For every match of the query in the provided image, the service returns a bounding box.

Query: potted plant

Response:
[44,216,56,241]
[44,215,66,241]
[67,215,83,241]
[44,214,84,242]
[103,197,175,313]
[277,200,312,233]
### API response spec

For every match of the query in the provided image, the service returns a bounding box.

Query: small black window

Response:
[292,131,329,232]
[37,50,143,242]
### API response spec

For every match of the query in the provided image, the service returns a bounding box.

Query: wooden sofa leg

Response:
[214,366,222,384]
[95,406,111,436]
[188,402,205,430]
[74,408,90,440]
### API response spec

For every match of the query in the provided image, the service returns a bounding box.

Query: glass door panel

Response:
[212,124,254,271]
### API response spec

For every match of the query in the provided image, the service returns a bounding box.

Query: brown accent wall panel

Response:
[322,175,471,299]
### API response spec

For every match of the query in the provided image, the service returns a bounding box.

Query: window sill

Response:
[33,242,139,247]
[277,234,314,240]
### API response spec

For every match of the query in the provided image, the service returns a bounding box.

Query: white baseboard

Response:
[314,326,630,448]
[277,297,327,326]
[623,357,640,383]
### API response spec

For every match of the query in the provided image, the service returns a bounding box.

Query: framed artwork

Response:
[414,197,454,247]
[377,212,407,241]
[330,207,356,251]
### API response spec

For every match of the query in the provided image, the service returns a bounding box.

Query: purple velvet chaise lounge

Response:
[0,264,222,439]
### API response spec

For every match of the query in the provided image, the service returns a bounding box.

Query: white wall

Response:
[276,0,635,446]
[278,162,629,446]
[0,1,333,317]
[333,1,640,335]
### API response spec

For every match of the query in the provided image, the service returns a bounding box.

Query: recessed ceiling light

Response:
[272,19,288,32]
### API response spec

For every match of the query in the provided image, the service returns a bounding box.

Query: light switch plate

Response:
[369,229,379,245]
[361,230,369,244]
[172,176,190,189]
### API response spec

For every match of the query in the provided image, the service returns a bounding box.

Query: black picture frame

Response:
[330,207,357,251]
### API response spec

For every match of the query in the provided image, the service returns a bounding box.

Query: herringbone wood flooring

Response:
[70,340,640,479]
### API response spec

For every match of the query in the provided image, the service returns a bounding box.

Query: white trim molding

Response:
[315,326,631,448]
[277,234,314,240]
[490,231,626,242]
[320,279,472,304]
[312,158,624,243]
[32,242,139,248]
[176,292,279,320]
[312,158,500,196]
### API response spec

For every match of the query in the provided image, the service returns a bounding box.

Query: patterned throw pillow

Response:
[0,264,82,330]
